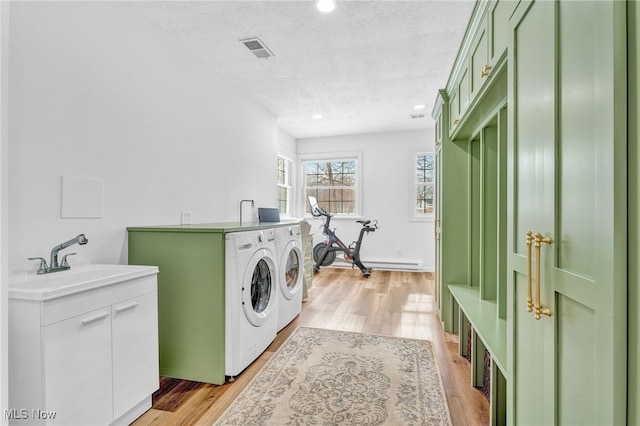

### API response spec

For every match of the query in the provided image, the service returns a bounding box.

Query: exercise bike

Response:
[308,195,378,278]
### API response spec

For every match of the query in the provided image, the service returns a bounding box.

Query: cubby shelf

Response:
[448,283,507,375]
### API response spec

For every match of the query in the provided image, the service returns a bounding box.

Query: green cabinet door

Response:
[507,1,626,424]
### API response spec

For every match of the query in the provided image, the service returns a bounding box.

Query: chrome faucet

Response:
[29,234,88,274]
[239,199,254,225]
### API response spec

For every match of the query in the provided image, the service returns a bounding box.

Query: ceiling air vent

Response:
[241,37,274,59]
[409,114,426,119]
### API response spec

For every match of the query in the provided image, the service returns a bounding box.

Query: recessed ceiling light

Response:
[312,114,323,119]
[413,104,427,110]
[315,0,336,13]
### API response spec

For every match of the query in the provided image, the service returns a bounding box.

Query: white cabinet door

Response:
[43,308,113,425]
[112,292,159,419]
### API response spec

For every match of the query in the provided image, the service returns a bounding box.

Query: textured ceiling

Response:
[129,1,475,139]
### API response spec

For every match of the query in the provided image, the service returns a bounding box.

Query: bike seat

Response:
[356,220,371,226]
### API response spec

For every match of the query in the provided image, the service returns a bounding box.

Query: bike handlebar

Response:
[309,196,378,229]
[311,205,329,218]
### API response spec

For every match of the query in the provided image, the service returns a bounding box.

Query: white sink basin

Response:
[9,264,159,301]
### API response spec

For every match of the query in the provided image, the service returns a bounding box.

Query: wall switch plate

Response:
[181,210,192,225]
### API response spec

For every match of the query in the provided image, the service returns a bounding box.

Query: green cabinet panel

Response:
[449,90,460,132]
[459,68,470,117]
[489,0,518,65]
[629,1,640,423]
[507,1,626,424]
[128,229,226,384]
[481,124,498,301]
[470,138,481,288]
[433,90,448,327]
[470,21,488,99]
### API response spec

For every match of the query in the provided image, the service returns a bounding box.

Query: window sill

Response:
[304,214,366,221]
[411,216,435,223]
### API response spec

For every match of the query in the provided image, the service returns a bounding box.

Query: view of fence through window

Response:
[416,153,435,215]
[305,160,357,214]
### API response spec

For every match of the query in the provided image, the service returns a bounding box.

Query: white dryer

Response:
[225,228,278,378]
[275,225,304,331]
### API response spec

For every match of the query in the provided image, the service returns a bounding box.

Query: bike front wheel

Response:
[313,242,336,267]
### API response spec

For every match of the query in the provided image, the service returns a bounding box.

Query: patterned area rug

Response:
[214,327,451,425]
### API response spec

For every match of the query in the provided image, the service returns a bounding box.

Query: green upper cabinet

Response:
[458,68,470,119]
[447,0,516,140]
[488,0,516,64]
[470,18,488,100]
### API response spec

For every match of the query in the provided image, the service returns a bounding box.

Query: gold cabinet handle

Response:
[480,64,493,78]
[525,231,533,312]
[434,219,440,241]
[452,118,460,126]
[533,233,553,320]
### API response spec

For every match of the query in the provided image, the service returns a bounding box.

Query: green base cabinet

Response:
[128,227,226,384]
[127,221,300,385]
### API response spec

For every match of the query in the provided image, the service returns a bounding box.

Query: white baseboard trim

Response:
[329,257,431,272]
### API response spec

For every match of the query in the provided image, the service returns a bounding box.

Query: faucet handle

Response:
[60,252,77,268]
[28,257,49,274]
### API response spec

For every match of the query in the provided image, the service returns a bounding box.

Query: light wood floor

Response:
[133,268,490,426]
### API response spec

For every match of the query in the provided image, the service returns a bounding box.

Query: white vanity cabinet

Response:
[9,265,159,426]
[43,307,114,425]
[112,292,159,420]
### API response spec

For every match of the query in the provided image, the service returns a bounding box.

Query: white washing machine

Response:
[225,228,278,378]
[275,225,304,331]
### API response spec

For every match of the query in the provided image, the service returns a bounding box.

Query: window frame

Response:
[413,151,436,221]
[300,151,363,218]
[277,153,293,217]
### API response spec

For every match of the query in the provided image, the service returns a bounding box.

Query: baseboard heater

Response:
[330,257,424,272]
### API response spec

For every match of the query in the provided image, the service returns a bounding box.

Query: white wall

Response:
[278,127,296,157]
[7,2,279,274]
[297,129,436,271]
[1,2,9,421]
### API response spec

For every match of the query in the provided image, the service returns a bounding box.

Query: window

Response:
[303,156,359,215]
[415,152,435,217]
[277,155,292,215]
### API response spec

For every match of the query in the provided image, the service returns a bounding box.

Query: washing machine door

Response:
[279,242,303,300]
[242,248,276,326]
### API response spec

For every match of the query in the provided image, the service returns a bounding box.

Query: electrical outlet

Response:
[181,210,192,225]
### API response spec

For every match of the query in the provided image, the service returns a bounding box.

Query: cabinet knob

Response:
[480,64,493,78]
[452,118,460,126]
